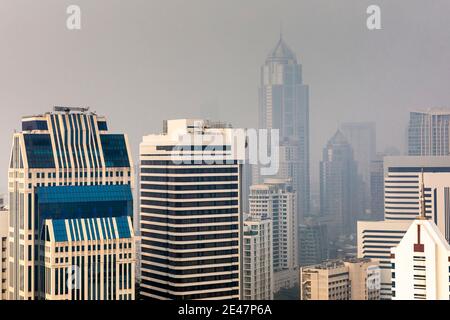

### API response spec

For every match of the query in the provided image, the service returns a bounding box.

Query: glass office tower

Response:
[8,107,135,300]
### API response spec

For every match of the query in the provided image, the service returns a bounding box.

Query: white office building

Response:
[391,218,450,300]
[243,215,273,300]
[358,156,450,299]
[249,178,298,292]
[139,119,245,300]
[357,220,410,299]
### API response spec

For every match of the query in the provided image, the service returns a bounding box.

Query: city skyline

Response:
[2,1,450,195]
[1,0,450,303]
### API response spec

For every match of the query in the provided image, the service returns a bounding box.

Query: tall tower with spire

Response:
[254,33,310,224]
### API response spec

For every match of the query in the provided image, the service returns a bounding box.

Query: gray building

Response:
[407,108,450,156]
[340,122,376,212]
[254,34,310,224]
[241,161,252,214]
[298,220,328,267]
[320,130,362,239]
[369,153,385,220]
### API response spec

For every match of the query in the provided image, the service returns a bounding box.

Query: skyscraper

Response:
[391,176,450,300]
[243,215,273,300]
[391,219,450,300]
[369,153,385,220]
[8,107,136,300]
[407,108,450,156]
[357,220,410,299]
[320,130,362,239]
[249,178,298,292]
[0,206,7,300]
[255,34,310,223]
[139,119,245,300]
[358,155,450,299]
[340,122,376,212]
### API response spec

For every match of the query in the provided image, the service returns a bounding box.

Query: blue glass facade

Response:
[22,120,49,131]
[10,111,135,300]
[36,185,133,231]
[23,134,56,168]
[100,134,130,168]
[52,219,68,242]
[97,121,108,131]
[51,216,133,242]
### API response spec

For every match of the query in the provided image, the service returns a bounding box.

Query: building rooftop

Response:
[22,106,99,120]
[266,35,297,62]
[303,258,373,270]
[411,107,450,115]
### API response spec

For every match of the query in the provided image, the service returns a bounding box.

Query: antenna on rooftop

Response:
[419,169,427,220]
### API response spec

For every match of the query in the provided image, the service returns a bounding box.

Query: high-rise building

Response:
[243,215,273,300]
[254,34,310,223]
[299,258,380,300]
[320,130,362,239]
[407,108,450,156]
[298,219,328,267]
[8,107,136,300]
[249,178,298,292]
[391,176,450,300]
[0,207,7,300]
[357,220,410,299]
[383,156,450,238]
[340,122,376,212]
[139,119,245,300]
[391,218,450,300]
[358,155,450,299]
[369,153,385,220]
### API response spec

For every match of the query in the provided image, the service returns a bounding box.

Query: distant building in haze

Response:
[369,153,385,220]
[407,108,450,156]
[298,220,328,267]
[340,122,376,212]
[320,130,362,239]
[254,34,310,224]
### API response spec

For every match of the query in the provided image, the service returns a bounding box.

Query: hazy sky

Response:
[1,0,450,194]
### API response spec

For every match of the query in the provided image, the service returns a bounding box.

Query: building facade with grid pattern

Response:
[139,119,244,300]
[7,107,135,300]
